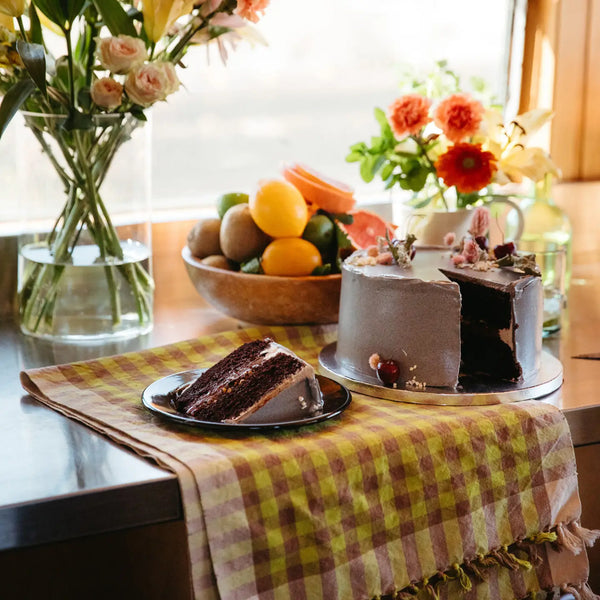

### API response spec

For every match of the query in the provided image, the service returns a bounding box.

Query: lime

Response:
[216,192,249,219]
[302,214,335,253]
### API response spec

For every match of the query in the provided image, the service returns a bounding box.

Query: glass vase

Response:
[16,112,154,342]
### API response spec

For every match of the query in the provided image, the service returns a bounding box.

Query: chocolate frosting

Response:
[336,248,542,389]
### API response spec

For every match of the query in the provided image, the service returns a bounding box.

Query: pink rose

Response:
[90,77,123,110]
[235,0,270,23]
[452,254,466,266]
[125,62,179,107]
[96,35,147,74]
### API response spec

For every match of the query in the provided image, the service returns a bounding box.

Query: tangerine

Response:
[249,179,308,238]
[338,209,396,249]
[261,238,322,276]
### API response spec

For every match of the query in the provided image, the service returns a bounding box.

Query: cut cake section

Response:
[173,338,323,423]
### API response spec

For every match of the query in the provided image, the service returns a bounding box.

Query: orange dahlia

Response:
[388,94,432,138]
[235,0,270,23]
[433,93,484,143]
[435,143,497,193]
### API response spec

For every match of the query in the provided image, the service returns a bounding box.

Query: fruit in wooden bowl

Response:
[182,246,341,325]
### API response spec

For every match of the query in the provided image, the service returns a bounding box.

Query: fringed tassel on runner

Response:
[380,523,598,600]
[557,522,585,555]
[570,520,600,548]
[561,582,600,600]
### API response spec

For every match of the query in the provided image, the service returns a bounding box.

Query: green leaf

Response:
[63,109,93,131]
[28,3,44,45]
[0,79,36,139]
[16,40,47,97]
[312,264,332,276]
[380,162,395,181]
[345,151,363,163]
[359,155,376,182]
[240,257,262,274]
[93,0,138,37]
[33,0,86,28]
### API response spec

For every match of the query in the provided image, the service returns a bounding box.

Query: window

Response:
[0,0,516,229]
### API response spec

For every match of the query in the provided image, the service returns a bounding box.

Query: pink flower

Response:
[443,232,456,246]
[96,35,147,74]
[462,238,480,263]
[376,251,393,265]
[90,77,123,110]
[468,206,490,237]
[369,353,381,370]
[433,93,485,143]
[388,94,432,138]
[125,62,179,107]
[452,254,466,266]
[235,0,270,23]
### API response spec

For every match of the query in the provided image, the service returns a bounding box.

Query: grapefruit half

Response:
[282,163,356,214]
[339,209,396,250]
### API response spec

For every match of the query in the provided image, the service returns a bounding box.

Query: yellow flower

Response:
[478,108,560,184]
[0,0,25,18]
[0,12,14,31]
[142,0,196,43]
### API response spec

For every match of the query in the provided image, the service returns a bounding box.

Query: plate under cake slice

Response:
[172,338,323,423]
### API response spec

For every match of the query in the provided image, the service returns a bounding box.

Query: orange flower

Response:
[433,93,484,143]
[388,94,432,138]
[435,143,497,193]
[235,0,270,23]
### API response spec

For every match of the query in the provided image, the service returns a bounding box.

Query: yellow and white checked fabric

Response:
[20,326,596,600]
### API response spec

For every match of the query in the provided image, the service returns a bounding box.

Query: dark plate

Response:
[142,369,351,431]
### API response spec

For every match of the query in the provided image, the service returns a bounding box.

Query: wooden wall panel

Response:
[520,0,600,180]
[581,0,600,178]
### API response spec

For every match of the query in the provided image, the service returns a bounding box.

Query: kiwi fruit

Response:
[187,218,222,258]
[219,204,270,263]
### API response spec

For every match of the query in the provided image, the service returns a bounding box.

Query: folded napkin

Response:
[21,325,598,600]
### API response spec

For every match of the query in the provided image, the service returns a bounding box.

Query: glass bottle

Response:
[517,175,572,292]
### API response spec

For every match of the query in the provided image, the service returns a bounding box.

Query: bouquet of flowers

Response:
[0,0,269,339]
[346,63,560,212]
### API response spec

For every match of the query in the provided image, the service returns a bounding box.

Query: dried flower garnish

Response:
[494,253,541,276]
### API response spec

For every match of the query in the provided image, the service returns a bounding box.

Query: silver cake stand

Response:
[318,342,563,406]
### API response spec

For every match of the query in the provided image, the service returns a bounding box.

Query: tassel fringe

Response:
[376,521,598,600]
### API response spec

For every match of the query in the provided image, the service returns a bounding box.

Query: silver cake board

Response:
[318,342,563,406]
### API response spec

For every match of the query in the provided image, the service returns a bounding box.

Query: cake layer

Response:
[173,338,323,423]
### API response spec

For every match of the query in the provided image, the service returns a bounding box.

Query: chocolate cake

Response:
[173,338,323,423]
[336,247,542,390]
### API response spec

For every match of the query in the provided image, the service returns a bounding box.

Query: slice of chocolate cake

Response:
[173,338,323,423]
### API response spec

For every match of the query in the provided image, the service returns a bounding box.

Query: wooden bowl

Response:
[182,247,341,325]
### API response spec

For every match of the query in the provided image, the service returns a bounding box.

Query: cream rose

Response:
[96,35,147,74]
[124,62,179,107]
[91,77,123,110]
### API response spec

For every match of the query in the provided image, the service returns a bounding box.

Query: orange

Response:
[261,238,322,276]
[249,179,308,238]
[282,163,356,214]
[338,209,396,249]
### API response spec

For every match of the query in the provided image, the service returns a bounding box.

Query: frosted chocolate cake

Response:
[173,338,323,423]
[336,236,542,390]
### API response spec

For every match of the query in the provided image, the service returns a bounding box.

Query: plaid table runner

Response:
[20,325,598,600]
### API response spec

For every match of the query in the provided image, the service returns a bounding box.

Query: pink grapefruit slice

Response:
[282,163,356,214]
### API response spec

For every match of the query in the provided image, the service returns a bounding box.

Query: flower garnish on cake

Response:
[346,233,417,267]
[445,206,540,276]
